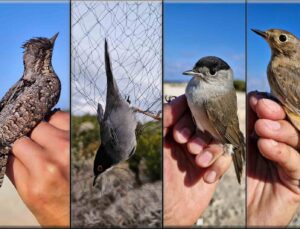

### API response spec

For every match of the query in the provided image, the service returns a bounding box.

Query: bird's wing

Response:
[269,65,300,114]
[203,90,245,183]
[0,78,35,111]
[203,90,244,147]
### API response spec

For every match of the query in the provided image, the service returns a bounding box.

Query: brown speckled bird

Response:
[252,28,300,131]
[0,33,61,187]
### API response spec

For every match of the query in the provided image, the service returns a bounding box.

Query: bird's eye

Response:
[279,34,287,42]
[97,165,103,172]
[210,69,216,76]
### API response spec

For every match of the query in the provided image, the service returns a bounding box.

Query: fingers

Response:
[257,138,300,179]
[164,95,188,136]
[172,111,195,144]
[255,119,300,150]
[6,154,29,192]
[186,134,208,155]
[191,141,232,184]
[30,121,68,149]
[12,137,45,173]
[195,142,224,168]
[249,92,286,120]
[48,111,70,131]
[203,153,232,184]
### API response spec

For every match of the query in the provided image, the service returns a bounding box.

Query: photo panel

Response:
[163,0,246,227]
[0,1,70,227]
[71,1,162,228]
[247,0,300,226]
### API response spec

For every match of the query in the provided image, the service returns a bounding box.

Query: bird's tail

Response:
[104,39,121,99]
[232,143,245,184]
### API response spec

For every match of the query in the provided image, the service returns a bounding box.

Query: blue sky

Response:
[0,2,69,109]
[248,3,300,92]
[164,3,245,82]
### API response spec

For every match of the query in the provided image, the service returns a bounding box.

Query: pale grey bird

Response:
[252,28,300,131]
[93,39,137,186]
[183,56,245,183]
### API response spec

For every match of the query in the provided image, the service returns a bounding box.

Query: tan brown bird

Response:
[252,28,300,130]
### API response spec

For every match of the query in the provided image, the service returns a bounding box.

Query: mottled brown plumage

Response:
[0,33,61,187]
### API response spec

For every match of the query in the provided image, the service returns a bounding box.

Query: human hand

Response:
[163,95,232,226]
[6,111,70,227]
[247,91,300,226]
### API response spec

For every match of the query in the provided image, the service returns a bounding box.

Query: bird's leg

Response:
[132,106,161,121]
[223,144,234,155]
[164,95,177,103]
[125,95,131,105]
[0,146,10,187]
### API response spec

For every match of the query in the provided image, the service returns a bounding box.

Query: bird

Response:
[0,33,61,187]
[252,28,300,131]
[93,39,137,186]
[183,56,245,183]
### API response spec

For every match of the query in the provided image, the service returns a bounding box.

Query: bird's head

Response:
[22,33,59,65]
[93,143,114,186]
[252,28,298,56]
[183,56,233,84]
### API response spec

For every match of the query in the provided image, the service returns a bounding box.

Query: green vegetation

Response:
[129,122,161,181]
[72,115,161,181]
[233,80,246,92]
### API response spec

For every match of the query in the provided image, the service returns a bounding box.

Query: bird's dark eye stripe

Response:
[279,34,287,42]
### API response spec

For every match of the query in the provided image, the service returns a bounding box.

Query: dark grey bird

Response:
[0,33,61,187]
[183,56,245,183]
[93,39,137,186]
[252,28,300,131]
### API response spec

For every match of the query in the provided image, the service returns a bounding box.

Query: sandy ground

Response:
[0,175,39,226]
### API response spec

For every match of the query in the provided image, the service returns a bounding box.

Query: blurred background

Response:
[71,1,162,227]
[0,1,69,226]
[164,1,246,226]
[247,1,300,225]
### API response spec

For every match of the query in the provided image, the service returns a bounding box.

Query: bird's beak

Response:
[183,70,196,76]
[93,175,99,186]
[50,32,59,45]
[183,70,204,78]
[251,29,268,39]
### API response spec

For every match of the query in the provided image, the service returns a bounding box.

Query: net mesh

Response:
[71,1,162,123]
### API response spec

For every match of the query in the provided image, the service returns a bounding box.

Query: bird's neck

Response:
[23,53,54,80]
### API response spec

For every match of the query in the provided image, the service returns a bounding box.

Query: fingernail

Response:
[194,137,206,146]
[269,139,278,146]
[264,120,281,130]
[249,95,258,107]
[197,150,213,166]
[261,99,280,113]
[180,128,191,138]
[163,128,168,137]
[205,170,217,183]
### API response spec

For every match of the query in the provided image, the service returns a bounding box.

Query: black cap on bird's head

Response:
[183,56,231,79]
[252,28,298,55]
[93,144,114,186]
[22,32,59,56]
